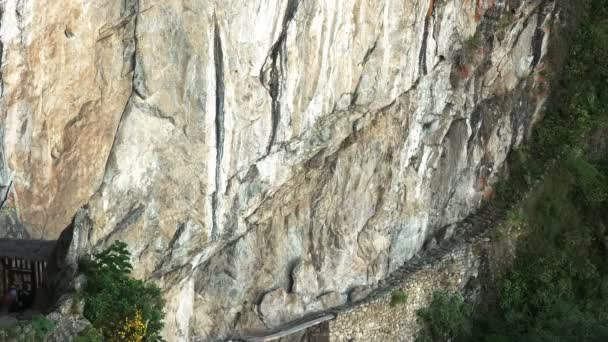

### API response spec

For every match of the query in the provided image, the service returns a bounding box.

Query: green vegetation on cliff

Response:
[79,241,166,342]
[417,0,608,340]
[416,291,472,342]
[473,154,608,341]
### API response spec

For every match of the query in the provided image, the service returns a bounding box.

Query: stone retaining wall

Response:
[327,235,488,341]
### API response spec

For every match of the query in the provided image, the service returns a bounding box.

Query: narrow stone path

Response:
[229,203,508,341]
[343,204,507,307]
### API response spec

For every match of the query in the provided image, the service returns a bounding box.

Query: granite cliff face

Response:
[0,0,563,340]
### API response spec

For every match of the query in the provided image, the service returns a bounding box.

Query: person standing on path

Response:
[7,285,18,313]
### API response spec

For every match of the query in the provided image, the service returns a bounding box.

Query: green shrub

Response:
[75,326,104,342]
[0,317,55,342]
[390,290,408,307]
[530,4,608,162]
[564,151,608,203]
[80,241,166,342]
[31,315,55,340]
[415,290,472,342]
[475,155,608,341]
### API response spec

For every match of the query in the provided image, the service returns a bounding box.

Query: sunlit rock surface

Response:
[0,0,564,340]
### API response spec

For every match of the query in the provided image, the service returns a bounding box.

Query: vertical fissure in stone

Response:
[419,0,436,77]
[125,0,140,92]
[350,39,379,107]
[211,18,225,241]
[129,0,150,99]
[96,0,140,193]
[260,0,300,157]
[530,2,547,70]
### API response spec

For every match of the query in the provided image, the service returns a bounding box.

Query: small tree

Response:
[80,241,165,342]
[415,290,472,342]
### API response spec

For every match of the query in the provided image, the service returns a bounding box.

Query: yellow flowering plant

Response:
[110,310,149,342]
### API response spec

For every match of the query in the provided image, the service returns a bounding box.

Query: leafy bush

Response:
[474,96,608,339]
[31,315,56,340]
[474,154,608,341]
[80,241,165,342]
[564,150,608,203]
[390,290,408,307]
[75,326,104,342]
[530,1,608,162]
[415,290,472,342]
[0,316,55,342]
[471,7,608,329]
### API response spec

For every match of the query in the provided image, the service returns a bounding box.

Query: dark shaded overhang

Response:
[0,239,56,261]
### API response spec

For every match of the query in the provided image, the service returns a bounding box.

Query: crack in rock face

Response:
[0,0,567,340]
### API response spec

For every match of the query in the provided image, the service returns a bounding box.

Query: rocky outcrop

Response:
[232,203,508,342]
[0,0,134,238]
[0,0,573,340]
[0,295,91,342]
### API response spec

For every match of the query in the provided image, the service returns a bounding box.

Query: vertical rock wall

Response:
[0,0,133,237]
[0,0,571,340]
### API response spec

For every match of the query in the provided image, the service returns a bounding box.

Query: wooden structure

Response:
[0,239,56,299]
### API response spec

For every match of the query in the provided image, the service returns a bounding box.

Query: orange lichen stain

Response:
[475,0,497,21]
[483,185,496,201]
[457,64,471,79]
[536,62,546,71]
[427,0,436,17]
[478,174,488,189]
[475,0,483,21]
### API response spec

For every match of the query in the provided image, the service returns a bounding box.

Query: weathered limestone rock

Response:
[258,287,345,328]
[0,0,573,340]
[292,259,320,297]
[0,0,134,238]
[259,288,306,328]
[349,286,373,303]
[44,313,91,342]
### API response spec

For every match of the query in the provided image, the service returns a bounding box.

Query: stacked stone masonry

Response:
[328,236,485,341]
